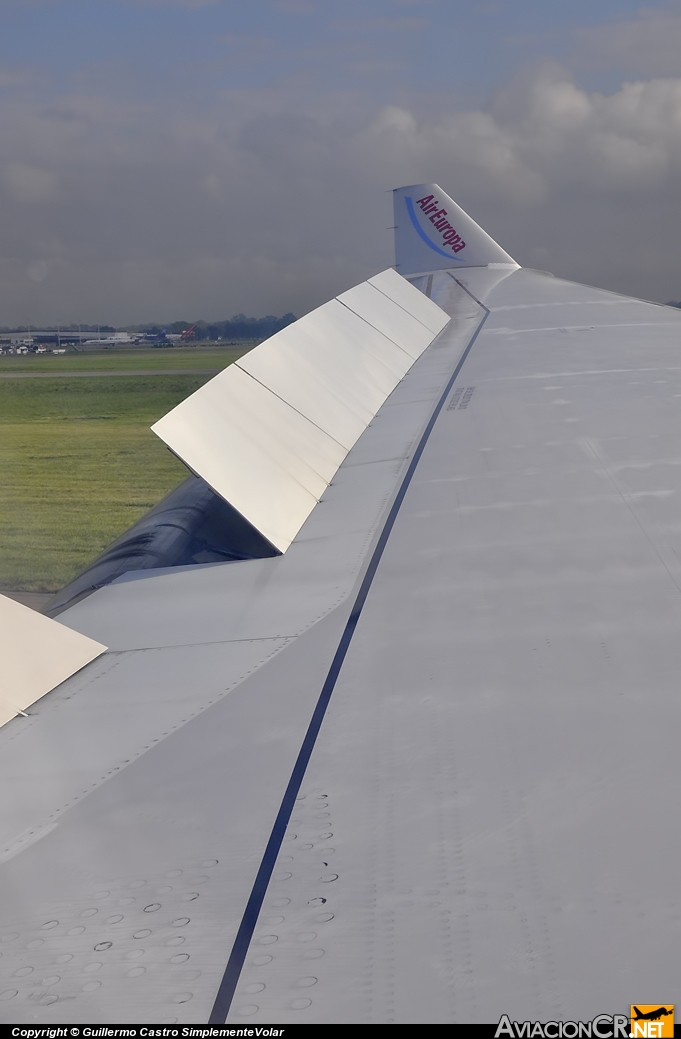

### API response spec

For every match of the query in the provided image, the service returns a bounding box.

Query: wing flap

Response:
[0,594,106,728]
[152,270,450,552]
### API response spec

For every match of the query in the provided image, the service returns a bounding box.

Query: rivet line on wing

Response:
[208,286,490,1024]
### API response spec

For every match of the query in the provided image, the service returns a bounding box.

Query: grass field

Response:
[0,344,248,372]
[0,347,249,593]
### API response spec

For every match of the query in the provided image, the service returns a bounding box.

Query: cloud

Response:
[331,16,429,33]
[27,259,48,282]
[1,64,681,325]
[4,161,56,203]
[575,6,681,79]
[271,0,320,13]
[122,0,223,7]
[484,67,679,192]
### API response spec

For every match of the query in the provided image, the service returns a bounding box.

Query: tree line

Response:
[137,314,296,341]
[0,314,296,341]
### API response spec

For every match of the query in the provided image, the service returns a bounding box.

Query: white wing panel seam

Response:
[152,269,450,552]
[233,363,349,455]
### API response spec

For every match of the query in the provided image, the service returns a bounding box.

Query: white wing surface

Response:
[0,594,106,728]
[151,269,449,552]
[1,186,680,1025]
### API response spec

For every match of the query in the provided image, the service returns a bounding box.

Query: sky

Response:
[2,0,681,324]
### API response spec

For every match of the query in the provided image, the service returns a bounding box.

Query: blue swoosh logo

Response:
[405,196,466,262]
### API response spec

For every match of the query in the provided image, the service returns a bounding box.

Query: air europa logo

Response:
[411,194,467,254]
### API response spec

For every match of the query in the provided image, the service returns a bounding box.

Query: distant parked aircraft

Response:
[166,325,196,343]
[83,332,138,346]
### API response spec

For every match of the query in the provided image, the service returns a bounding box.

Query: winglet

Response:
[393,183,518,275]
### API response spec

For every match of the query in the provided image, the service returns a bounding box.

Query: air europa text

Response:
[416,195,467,253]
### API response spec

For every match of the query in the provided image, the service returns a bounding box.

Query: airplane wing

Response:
[1,183,680,1025]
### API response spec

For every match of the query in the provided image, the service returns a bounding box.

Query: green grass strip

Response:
[0,362,246,592]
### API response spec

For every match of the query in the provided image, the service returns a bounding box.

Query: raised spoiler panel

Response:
[152,268,449,552]
[0,594,106,728]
